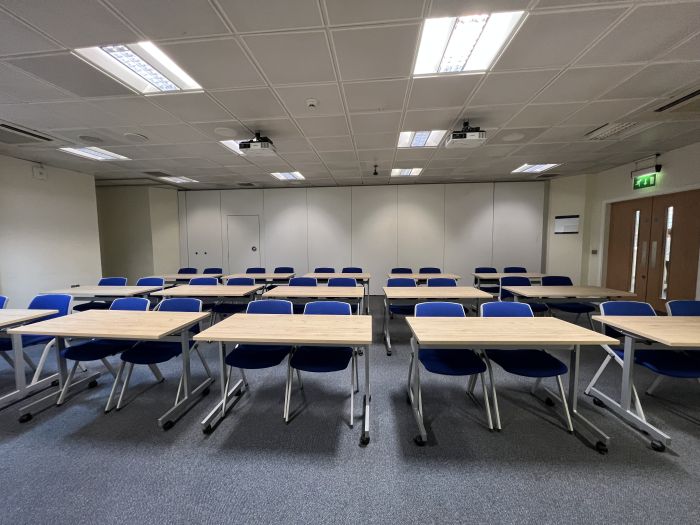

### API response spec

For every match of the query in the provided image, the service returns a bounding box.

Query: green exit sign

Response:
[633,172,656,190]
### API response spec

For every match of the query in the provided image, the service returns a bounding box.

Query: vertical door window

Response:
[660,206,674,299]
[629,210,641,293]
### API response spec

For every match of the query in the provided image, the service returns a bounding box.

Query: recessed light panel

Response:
[159,176,198,183]
[391,168,423,177]
[414,12,525,75]
[74,41,201,94]
[271,172,305,181]
[59,146,129,161]
[512,163,560,174]
[220,140,245,155]
[397,130,447,148]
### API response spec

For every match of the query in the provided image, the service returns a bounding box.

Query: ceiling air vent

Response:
[655,88,700,113]
[237,182,258,187]
[535,172,559,179]
[143,170,173,178]
[585,122,655,140]
[0,123,52,144]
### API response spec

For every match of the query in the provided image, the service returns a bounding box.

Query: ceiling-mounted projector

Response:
[445,121,486,148]
[239,131,276,156]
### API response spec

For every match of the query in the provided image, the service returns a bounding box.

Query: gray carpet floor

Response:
[1,298,699,524]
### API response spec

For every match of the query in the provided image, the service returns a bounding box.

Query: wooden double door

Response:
[606,189,700,312]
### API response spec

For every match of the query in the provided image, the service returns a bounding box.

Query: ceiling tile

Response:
[309,135,354,151]
[356,149,393,162]
[408,74,482,110]
[469,70,558,106]
[532,125,593,143]
[276,84,344,117]
[218,0,322,32]
[495,8,624,70]
[534,65,641,103]
[578,3,700,65]
[150,92,231,122]
[662,33,700,61]
[319,150,358,163]
[350,112,401,134]
[0,62,75,102]
[506,103,583,128]
[0,10,60,55]
[461,104,522,128]
[511,142,566,158]
[192,120,250,141]
[244,31,336,85]
[279,152,321,164]
[562,98,652,126]
[332,24,419,81]
[601,63,700,100]
[343,79,408,112]
[354,132,398,150]
[296,115,349,137]
[487,127,546,145]
[160,39,264,89]
[140,124,209,144]
[429,0,530,17]
[272,137,313,152]
[325,0,424,25]
[213,88,286,119]
[240,118,302,139]
[403,108,459,130]
[91,97,180,126]
[108,0,229,39]
[395,148,434,161]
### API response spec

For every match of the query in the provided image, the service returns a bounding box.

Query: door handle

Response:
[650,241,658,269]
[640,241,648,268]
[252,246,257,252]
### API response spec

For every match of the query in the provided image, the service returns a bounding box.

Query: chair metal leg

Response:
[284,359,293,423]
[100,358,117,377]
[584,354,612,395]
[354,349,359,393]
[105,361,126,412]
[350,355,355,428]
[556,375,574,433]
[240,368,249,388]
[467,374,477,395]
[23,353,37,372]
[147,364,164,382]
[116,362,134,410]
[407,353,414,395]
[645,375,664,396]
[484,355,501,430]
[31,339,55,383]
[57,361,79,405]
[530,377,542,395]
[296,369,303,390]
[175,371,184,405]
[480,372,494,430]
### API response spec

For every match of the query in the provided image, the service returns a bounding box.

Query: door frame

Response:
[225,214,262,274]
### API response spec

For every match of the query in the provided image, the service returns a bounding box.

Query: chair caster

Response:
[650,440,665,452]
[202,425,213,435]
[595,441,608,455]
[88,380,98,388]
[18,413,32,423]
[359,433,370,447]
[51,379,60,387]
[202,387,210,397]
[545,397,555,407]
[593,397,605,408]
[162,420,175,431]
[414,435,426,447]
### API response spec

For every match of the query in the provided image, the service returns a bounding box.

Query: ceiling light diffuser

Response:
[414,11,525,75]
[512,163,560,174]
[397,130,447,148]
[74,41,202,94]
[220,140,245,155]
[271,171,305,181]
[59,146,129,161]
[391,168,423,177]
[159,176,198,184]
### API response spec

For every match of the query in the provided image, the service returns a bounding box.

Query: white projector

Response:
[239,132,277,156]
[445,121,486,148]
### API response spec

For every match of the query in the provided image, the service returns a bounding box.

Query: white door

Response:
[227,215,261,273]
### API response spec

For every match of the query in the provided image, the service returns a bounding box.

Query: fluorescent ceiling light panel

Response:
[397,130,447,148]
[59,146,129,161]
[391,168,423,177]
[414,11,525,75]
[159,176,198,184]
[220,140,245,155]
[512,163,560,174]
[271,171,305,181]
[74,41,202,94]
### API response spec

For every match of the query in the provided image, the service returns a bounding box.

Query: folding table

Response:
[263,285,366,314]
[162,273,223,284]
[303,272,371,314]
[47,285,163,310]
[503,285,634,303]
[389,272,461,283]
[473,272,545,288]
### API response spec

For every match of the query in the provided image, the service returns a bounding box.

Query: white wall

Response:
[545,177,587,283]
[148,188,180,275]
[0,154,102,307]
[181,182,546,294]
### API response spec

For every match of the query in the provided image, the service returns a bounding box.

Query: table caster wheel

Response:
[650,440,665,452]
[202,387,210,397]
[359,434,370,447]
[203,425,213,435]
[88,380,98,388]
[593,397,605,408]
[357,349,363,356]
[595,441,608,455]
[19,413,32,423]
[545,397,555,407]
[163,420,175,431]
[414,435,427,447]
[51,379,60,387]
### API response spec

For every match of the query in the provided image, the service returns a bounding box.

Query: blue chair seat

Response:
[212,303,247,315]
[225,344,292,369]
[635,350,700,378]
[419,348,486,376]
[389,305,414,316]
[478,286,500,294]
[73,301,110,311]
[529,302,549,314]
[485,349,567,378]
[291,346,353,373]
[547,302,595,314]
[62,339,133,361]
[121,342,182,365]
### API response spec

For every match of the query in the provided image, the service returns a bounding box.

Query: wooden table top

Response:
[224,273,295,280]
[406,317,617,347]
[163,273,223,280]
[592,316,700,347]
[152,284,263,297]
[503,285,634,299]
[8,310,209,340]
[473,272,545,280]
[263,285,365,299]
[388,273,461,280]
[0,309,58,329]
[383,286,492,300]
[45,285,163,297]
[195,313,372,345]
[303,272,371,280]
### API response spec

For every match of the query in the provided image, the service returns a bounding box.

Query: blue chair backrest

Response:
[599,301,655,338]
[0,295,7,309]
[475,267,497,273]
[427,278,456,287]
[136,277,165,287]
[190,277,218,285]
[28,294,72,319]
[328,277,357,287]
[157,298,202,313]
[304,301,351,315]
[289,277,317,286]
[314,267,335,273]
[542,275,573,286]
[415,302,465,318]
[110,297,150,311]
[227,277,255,285]
[667,300,700,316]
[419,267,441,274]
[481,301,533,318]
[499,276,531,300]
[504,266,527,273]
[342,267,362,273]
[99,277,127,286]
[178,267,197,274]
[391,267,412,274]
[275,266,294,273]
[203,267,223,274]
[246,267,266,274]
[387,278,416,287]
[247,300,293,314]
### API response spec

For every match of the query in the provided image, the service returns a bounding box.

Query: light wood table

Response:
[473,272,546,285]
[303,272,372,314]
[503,285,634,300]
[223,272,295,283]
[382,286,492,354]
[590,316,700,450]
[152,284,262,298]
[405,316,617,449]
[47,285,163,298]
[0,309,59,410]
[263,285,366,314]
[163,273,223,283]
[8,310,210,428]
[389,273,461,282]
[194,313,373,444]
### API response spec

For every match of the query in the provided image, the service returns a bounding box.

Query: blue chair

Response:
[73,277,128,312]
[274,266,294,273]
[314,267,335,273]
[542,276,596,327]
[410,302,493,443]
[474,266,499,295]
[289,277,317,287]
[137,277,165,287]
[285,301,358,425]
[203,267,223,274]
[212,278,256,319]
[419,267,441,274]
[342,267,362,273]
[58,297,150,405]
[504,266,527,273]
[0,295,7,309]
[178,267,197,274]
[328,277,357,287]
[666,299,700,368]
[189,277,219,285]
[499,276,548,314]
[386,278,416,316]
[0,294,72,374]
[427,278,457,287]
[391,267,413,274]
[108,298,210,412]
[481,301,572,432]
[246,267,266,274]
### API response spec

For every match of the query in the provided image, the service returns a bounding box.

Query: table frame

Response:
[262,286,365,315]
[303,273,371,314]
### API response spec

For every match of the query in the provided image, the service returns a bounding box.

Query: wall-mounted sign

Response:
[633,172,657,190]
[554,215,579,234]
